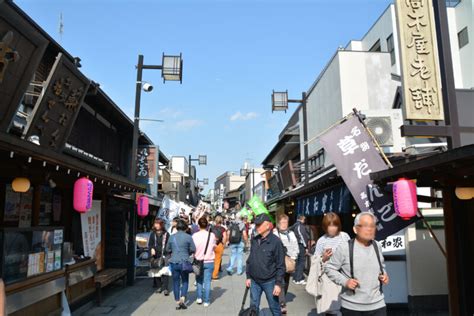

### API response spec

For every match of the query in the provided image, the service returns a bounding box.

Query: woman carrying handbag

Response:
[274,214,299,314]
[192,217,216,307]
[165,219,196,310]
[148,219,170,295]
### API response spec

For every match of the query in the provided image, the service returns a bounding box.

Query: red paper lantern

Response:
[137,195,149,218]
[74,177,93,213]
[393,178,418,220]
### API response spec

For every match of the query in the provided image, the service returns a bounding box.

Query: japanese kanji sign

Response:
[380,234,406,253]
[0,2,48,131]
[136,145,159,196]
[24,53,90,151]
[296,184,351,217]
[395,0,444,121]
[320,115,418,240]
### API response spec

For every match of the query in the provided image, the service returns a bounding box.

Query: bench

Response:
[95,269,127,306]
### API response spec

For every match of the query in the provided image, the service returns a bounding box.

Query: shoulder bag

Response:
[172,234,194,273]
[151,232,167,269]
[278,231,296,274]
[192,230,211,277]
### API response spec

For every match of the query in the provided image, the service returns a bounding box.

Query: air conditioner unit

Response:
[362,109,405,153]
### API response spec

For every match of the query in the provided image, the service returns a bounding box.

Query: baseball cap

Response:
[254,214,271,225]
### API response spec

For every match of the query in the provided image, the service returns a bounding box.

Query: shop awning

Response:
[262,134,300,168]
[0,132,146,192]
[296,183,351,216]
[266,165,339,205]
[370,144,474,187]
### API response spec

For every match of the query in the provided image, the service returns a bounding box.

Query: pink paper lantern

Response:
[137,195,149,218]
[73,177,94,213]
[393,178,418,220]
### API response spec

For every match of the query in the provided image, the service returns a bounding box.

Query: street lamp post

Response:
[240,168,256,196]
[272,90,309,184]
[188,155,207,179]
[131,53,183,182]
[198,178,209,186]
[129,53,182,285]
[188,155,207,204]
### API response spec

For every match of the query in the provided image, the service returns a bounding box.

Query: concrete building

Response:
[302,1,472,162]
[213,171,246,209]
[170,156,189,177]
[214,171,246,195]
[262,1,472,312]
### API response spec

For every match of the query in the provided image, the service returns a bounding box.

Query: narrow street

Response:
[75,249,316,316]
[1,0,473,315]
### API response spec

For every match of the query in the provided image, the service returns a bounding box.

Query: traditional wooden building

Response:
[0,1,163,314]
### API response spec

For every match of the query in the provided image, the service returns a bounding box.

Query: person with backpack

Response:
[324,212,389,316]
[291,215,311,285]
[226,213,248,276]
[211,215,227,280]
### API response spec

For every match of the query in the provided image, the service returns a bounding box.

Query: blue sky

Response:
[16,0,392,192]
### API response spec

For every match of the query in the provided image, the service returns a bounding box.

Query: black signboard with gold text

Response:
[24,53,90,151]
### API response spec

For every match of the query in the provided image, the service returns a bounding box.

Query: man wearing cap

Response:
[245,214,285,316]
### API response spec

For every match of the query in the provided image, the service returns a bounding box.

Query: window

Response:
[458,27,469,49]
[386,34,396,65]
[369,39,381,52]
[446,0,461,7]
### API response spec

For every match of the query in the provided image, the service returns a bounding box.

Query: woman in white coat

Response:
[274,214,299,314]
[313,212,350,315]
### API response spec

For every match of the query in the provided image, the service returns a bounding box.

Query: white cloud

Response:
[230,111,258,121]
[174,119,203,131]
[159,107,183,118]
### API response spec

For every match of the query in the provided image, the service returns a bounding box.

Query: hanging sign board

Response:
[395,0,444,121]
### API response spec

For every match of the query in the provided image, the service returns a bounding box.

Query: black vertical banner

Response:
[320,115,418,240]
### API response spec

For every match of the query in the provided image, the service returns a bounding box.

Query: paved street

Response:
[75,249,316,316]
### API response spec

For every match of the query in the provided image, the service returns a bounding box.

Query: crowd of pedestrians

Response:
[147,209,389,315]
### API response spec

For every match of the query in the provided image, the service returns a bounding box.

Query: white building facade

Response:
[293,1,472,310]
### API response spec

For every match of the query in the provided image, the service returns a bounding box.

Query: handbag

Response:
[192,230,212,277]
[277,231,297,274]
[285,255,296,274]
[239,286,258,316]
[171,235,195,273]
[151,232,167,269]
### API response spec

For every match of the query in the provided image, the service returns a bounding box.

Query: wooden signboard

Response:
[395,0,444,121]
[279,160,297,191]
[0,1,48,131]
[24,52,90,151]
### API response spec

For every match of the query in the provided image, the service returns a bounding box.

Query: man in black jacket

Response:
[246,214,285,316]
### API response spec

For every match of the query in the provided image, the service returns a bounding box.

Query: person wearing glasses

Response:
[324,212,389,316]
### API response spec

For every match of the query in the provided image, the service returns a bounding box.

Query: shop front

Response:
[370,144,474,315]
[0,1,156,312]
[0,135,144,315]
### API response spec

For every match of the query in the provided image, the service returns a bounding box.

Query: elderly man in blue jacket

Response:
[246,214,286,316]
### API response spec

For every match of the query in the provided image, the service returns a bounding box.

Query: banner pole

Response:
[417,210,447,258]
[304,113,354,146]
